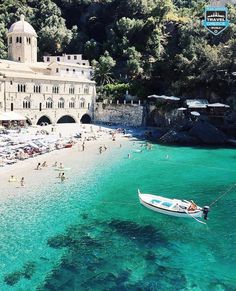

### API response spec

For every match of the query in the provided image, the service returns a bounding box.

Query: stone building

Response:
[0,15,96,125]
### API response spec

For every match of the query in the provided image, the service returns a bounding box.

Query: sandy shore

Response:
[0,124,130,199]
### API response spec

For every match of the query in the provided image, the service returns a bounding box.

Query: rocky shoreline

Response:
[154,121,235,146]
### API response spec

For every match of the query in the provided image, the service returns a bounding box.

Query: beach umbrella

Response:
[191,111,201,116]
[0,111,26,121]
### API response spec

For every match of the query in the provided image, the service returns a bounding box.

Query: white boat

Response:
[138,189,209,220]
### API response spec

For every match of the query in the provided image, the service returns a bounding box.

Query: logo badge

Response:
[203,6,230,35]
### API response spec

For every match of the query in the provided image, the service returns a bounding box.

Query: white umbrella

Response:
[191,111,201,116]
[0,111,26,121]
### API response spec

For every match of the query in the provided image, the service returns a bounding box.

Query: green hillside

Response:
[1,0,236,103]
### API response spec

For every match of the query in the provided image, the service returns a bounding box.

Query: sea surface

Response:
[0,141,236,290]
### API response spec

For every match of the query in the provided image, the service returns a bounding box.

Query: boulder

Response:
[159,130,198,145]
[188,121,227,144]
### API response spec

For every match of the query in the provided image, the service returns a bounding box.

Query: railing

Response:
[97,100,143,106]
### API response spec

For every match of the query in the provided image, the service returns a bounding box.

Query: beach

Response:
[0,124,130,199]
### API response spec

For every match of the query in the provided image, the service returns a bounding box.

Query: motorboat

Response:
[138,189,209,220]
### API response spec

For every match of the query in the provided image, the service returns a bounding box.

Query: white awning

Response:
[207,103,230,108]
[186,99,208,108]
[148,95,180,101]
[191,111,201,116]
[0,111,26,121]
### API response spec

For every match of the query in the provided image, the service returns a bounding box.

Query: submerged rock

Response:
[22,261,36,279]
[108,219,165,246]
[4,271,22,286]
[47,234,72,249]
[81,213,88,219]
[144,251,156,261]
[4,261,36,286]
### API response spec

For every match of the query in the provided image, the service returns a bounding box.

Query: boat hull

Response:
[138,191,203,219]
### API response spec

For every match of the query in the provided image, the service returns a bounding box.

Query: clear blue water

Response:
[0,142,236,290]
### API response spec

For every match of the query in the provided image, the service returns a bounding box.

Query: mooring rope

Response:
[210,183,236,207]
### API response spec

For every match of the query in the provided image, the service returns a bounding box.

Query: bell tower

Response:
[7,15,37,63]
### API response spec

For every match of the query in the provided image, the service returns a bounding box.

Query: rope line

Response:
[210,183,236,207]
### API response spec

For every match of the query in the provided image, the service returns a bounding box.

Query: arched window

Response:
[80,98,85,109]
[9,37,12,44]
[69,86,75,94]
[23,99,31,109]
[84,86,89,94]
[19,37,22,43]
[46,97,53,109]
[34,85,41,93]
[58,97,65,109]
[18,84,26,92]
[52,85,59,94]
[69,98,75,108]
[16,37,19,43]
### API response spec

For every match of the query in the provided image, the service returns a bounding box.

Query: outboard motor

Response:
[202,206,210,220]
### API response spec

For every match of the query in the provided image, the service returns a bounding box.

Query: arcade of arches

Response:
[57,115,76,124]
[36,114,92,125]
[80,114,91,124]
[37,115,52,125]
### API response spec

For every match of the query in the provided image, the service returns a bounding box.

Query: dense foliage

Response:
[1,0,236,102]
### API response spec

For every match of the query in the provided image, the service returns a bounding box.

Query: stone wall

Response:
[94,102,144,127]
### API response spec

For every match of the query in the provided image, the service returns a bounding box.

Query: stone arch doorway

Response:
[57,115,76,123]
[37,115,52,125]
[80,114,91,124]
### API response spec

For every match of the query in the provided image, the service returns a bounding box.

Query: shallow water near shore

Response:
[0,142,236,290]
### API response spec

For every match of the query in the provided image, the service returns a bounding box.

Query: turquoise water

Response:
[1,142,236,290]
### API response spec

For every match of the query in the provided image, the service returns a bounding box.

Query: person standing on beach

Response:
[99,146,103,154]
[42,161,48,167]
[82,142,85,151]
[36,163,41,170]
[61,173,66,182]
[20,177,25,187]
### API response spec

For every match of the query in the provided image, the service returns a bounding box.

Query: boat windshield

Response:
[162,201,173,208]
[151,199,161,204]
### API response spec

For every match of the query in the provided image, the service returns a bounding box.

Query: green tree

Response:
[92,51,116,85]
